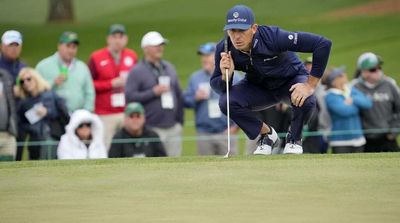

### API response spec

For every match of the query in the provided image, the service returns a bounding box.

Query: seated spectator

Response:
[0,30,26,84]
[57,109,107,160]
[125,31,183,157]
[36,31,95,113]
[109,102,166,158]
[353,52,400,152]
[88,24,138,149]
[325,66,372,153]
[0,68,18,161]
[184,42,241,156]
[14,68,58,160]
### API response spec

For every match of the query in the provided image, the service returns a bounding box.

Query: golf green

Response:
[1,153,399,222]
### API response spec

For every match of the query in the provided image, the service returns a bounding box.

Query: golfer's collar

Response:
[251,29,260,50]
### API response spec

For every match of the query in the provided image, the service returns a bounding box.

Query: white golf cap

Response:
[1,30,23,45]
[141,31,168,48]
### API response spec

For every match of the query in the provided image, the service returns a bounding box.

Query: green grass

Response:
[0,153,399,222]
[1,0,400,155]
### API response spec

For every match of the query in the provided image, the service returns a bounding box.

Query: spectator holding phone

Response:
[36,31,95,113]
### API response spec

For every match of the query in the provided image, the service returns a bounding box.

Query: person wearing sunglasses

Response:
[353,52,400,152]
[14,68,59,160]
[109,102,166,158]
[57,109,107,160]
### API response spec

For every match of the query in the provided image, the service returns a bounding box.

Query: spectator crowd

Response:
[0,26,399,161]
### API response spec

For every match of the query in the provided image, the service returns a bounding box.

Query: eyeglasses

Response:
[78,123,92,128]
[20,77,32,85]
[368,67,379,73]
[129,113,142,119]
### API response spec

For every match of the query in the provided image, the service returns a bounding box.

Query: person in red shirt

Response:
[88,24,138,149]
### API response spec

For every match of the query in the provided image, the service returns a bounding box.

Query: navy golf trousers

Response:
[219,75,316,140]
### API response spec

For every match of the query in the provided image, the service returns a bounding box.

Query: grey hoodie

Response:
[353,75,400,138]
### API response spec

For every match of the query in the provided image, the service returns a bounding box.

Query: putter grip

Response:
[224,38,228,53]
[224,35,230,82]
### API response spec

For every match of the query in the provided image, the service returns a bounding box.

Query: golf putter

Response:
[224,33,231,158]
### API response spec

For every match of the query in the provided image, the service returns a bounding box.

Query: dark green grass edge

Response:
[1,153,399,170]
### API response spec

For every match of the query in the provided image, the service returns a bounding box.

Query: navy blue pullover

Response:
[211,26,332,93]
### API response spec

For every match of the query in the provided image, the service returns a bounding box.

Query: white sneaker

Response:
[283,142,303,154]
[253,127,280,155]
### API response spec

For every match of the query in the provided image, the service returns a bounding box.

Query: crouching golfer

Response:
[211,5,332,155]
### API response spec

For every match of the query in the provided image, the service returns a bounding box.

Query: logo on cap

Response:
[233,12,239,18]
[69,33,77,39]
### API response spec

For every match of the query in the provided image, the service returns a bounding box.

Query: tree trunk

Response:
[47,0,74,23]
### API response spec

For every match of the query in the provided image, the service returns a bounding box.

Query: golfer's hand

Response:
[220,51,234,82]
[289,83,315,107]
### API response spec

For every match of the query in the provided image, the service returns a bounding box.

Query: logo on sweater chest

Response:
[371,92,390,102]
[100,59,109,67]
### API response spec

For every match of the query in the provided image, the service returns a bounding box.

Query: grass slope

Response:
[0,153,399,222]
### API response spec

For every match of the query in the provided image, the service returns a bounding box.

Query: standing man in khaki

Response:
[125,31,184,157]
[88,24,138,148]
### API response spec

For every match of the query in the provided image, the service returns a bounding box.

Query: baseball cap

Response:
[223,5,255,31]
[1,30,23,45]
[59,31,79,45]
[141,31,168,48]
[108,24,126,35]
[326,66,346,86]
[197,42,216,55]
[125,102,145,116]
[357,52,382,70]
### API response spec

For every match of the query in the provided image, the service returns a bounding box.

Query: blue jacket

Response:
[211,25,332,93]
[16,90,59,138]
[184,69,241,133]
[325,87,372,142]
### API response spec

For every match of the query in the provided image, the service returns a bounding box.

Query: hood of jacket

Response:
[65,109,104,144]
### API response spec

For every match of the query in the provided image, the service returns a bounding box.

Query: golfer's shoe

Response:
[283,140,303,154]
[253,127,279,155]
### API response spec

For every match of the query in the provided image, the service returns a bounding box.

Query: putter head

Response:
[223,153,229,158]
